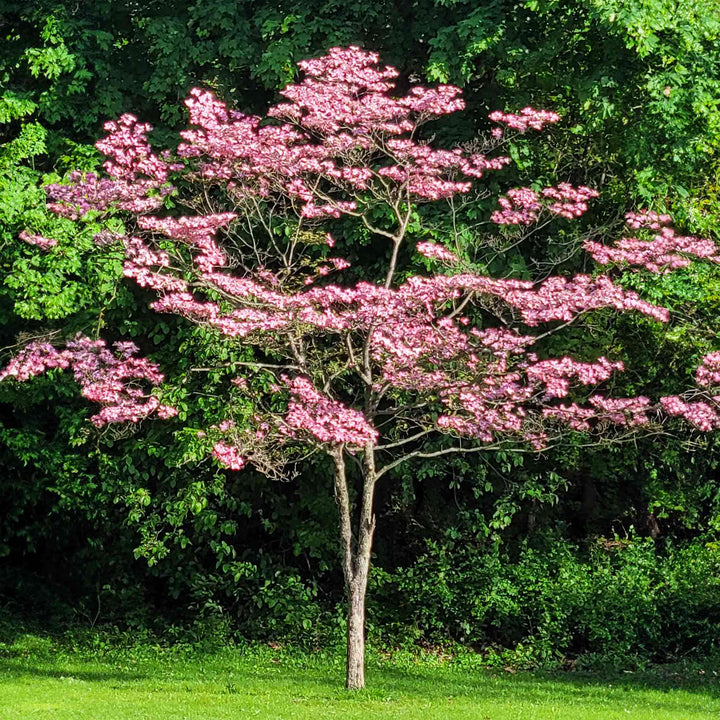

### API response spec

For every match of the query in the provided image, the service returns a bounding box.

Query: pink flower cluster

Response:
[653,352,720,431]
[19,230,57,249]
[272,46,464,134]
[541,403,597,431]
[492,184,598,225]
[137,213,236,241]
[0,341,70,381]
[97,114,175,183]
[317,256,352,276]
[542,395,651,434]
[541,184,599,219]
[133,259,672,352]
[122,235,188,292]
[0,335,175,426]
[211,442,246,470]
[416,242,459,264]
[488,107,561,133]
[491,187,542,225]
[660,396,720,432]
[696,352,720,388]
[327,257,351,271]
[476,274,669,325]
[282,375,378,448]
[625,210,673,230]
[527,357,623,398]
[585,218,720,273]
[162,46,512,216]
[587,395,651,426]
[45,114,177,219]
[137,213,234,272]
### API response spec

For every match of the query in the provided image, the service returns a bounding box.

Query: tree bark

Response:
[346,574,368,689]
[332,445,377,690]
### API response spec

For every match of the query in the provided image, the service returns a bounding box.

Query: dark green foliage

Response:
[369,534,720,668]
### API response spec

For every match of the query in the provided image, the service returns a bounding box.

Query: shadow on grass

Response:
[361,665,720,711]
[236,662,720,706]
[0,661,147,683]
[535,668,720,696]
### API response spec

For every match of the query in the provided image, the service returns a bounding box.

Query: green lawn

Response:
[1,635,718,719]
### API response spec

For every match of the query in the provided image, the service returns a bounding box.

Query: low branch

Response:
[375,428,435,451]
[189,361,300,372]
[375,425,678,480]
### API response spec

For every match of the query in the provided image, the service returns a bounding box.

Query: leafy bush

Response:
[368,534,720,668]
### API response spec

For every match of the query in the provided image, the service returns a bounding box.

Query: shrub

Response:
[368,534,720,668]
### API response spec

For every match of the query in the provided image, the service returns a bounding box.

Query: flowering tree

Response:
[4,47,720,689]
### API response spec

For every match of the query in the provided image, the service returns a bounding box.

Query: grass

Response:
[1,633,719,719]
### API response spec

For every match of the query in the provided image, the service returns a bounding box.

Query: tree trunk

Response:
[346,575,368,689]
[332,445,377,690]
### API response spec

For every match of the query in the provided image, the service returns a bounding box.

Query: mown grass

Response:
[1,633,718,719]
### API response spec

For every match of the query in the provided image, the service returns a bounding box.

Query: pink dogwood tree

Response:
[4,47,720,689]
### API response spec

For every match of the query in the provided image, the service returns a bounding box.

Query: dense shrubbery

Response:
[370,535,720,668]
[4,532,717,670]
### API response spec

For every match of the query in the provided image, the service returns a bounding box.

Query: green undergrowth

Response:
[0,630,718,719]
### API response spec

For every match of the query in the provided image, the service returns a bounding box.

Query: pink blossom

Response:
[696,352,720,388]
[283,375,378,448]
[625,210,673,230]
[488,107,561,133]
[492,184,598,225]
[585,219,720,273]
[19,230,57,250]
[660,396,720,431]
[416,242,459,264]
[212,442,246,470]
[0,334,173,427]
